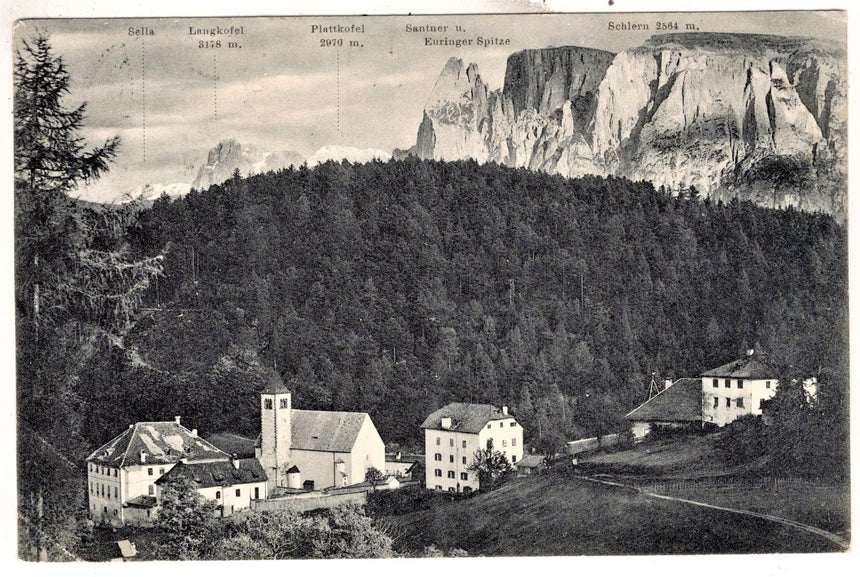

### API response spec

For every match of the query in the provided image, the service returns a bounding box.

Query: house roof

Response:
[516,454,545,469]
[123,496,158,509]
[625,378,702,423]
[155,458,267,488]
[290,410,371,452]
[421,402,514,433]
[701,353,779,379]
[87,421,228,467]
[206,432,257,458]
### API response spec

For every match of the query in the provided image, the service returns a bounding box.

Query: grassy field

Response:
[649,479,851,537]
[578,433,850,539]
[387,475,844,556]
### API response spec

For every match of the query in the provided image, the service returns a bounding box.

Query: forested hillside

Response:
[97,158,846,452]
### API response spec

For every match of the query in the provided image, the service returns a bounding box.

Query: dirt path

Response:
[575,475,850,550]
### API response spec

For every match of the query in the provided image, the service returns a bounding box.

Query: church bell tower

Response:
[260,372,291,494]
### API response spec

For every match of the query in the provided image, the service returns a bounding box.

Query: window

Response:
[462,456,467,465]
[737,398,744,408]
[448,471,455,479]
[216,491,221,499]
[724,379,731,388]
[436,437,441,446]
[460,472,468,480]
[502,440,508,447]
[89,464,92,472]
[766,381,771,389]
[434,469,442,477]
[148,485,154,496]
[114,486,118,499]
[159,468,165,475]
[462,440,467,448]
[264,398,273,409]
[726,398,731,408]
[435,485,442,491]
[434,453,442,461]
[113,509,118,517]
[486,424,491,429]
[147,468,153,476]
[510,422,516,427]
[114,469,118,477]
[512,455,517,463]
[448,487,456,493]
[254,487,260,500]
[449,455,454,463]
[280,398,289,409]
[712,378,718,388]
[512,438,517,447]
[89,482,93,495]
[737,379,744,389]
[713,397,719,408]
[235,489,241,497]
[449,438,454,447]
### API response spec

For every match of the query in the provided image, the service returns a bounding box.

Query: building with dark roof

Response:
[625,378,703,441]
[421,402,523,493]
[257,377,385,495]
[155,457,268,516]
[623,351,780,441]
[85,416,232,526]
[701,350,779,426]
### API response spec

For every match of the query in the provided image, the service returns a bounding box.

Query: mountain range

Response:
[396,33,846,218]
[111,141,394,205]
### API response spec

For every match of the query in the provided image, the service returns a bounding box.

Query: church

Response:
[255,375,386,495]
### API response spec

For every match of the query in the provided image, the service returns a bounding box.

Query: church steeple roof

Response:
[261,370,290,395]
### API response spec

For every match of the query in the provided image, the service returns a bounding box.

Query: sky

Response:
[14,10,846,202]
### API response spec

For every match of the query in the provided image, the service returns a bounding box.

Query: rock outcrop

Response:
[407,34,847,218]
[192,139,304,191]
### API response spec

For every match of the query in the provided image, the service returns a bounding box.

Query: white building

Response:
[421,402,523,494]
[256,377,386,495]
[85,417,231,526]
[701,350,779,427]
[155,456,268,516]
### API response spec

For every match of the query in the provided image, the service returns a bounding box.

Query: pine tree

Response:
[14,32,162,336]
[14,32,163,561]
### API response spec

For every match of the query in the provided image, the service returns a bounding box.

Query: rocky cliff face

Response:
[192,139,304,191]
[408,34,846,217]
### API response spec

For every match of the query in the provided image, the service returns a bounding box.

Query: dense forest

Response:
[16,35,848,560]
[113,158,845,451]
